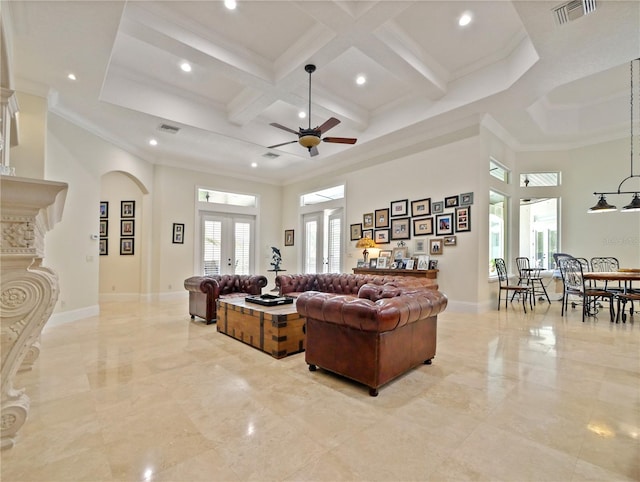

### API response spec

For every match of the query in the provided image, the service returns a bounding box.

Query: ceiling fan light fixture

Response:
[299,134,321,149]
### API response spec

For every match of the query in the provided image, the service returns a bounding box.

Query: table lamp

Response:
[355,237,378,264]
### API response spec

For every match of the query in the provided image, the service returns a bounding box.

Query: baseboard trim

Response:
[46,305,100,330]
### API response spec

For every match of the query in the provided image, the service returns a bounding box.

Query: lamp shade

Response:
[355,237,378,248]
[621,193,640,212]
[588,195,617,213]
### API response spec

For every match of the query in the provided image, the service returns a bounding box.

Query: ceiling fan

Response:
[268,64,357,157]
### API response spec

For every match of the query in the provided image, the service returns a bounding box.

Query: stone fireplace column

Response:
[0,175,67,449]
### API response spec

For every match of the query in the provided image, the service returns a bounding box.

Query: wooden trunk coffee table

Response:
[217,297,306,359]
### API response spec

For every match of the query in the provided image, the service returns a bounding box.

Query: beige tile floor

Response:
[1,298,639,482]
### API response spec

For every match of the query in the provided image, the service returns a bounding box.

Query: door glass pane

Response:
[489,190,507,276]
[203,219,221,275]
[327,213,342,273]
[234,222,251,275]
[304,219,317,274]
[519,198,558,270]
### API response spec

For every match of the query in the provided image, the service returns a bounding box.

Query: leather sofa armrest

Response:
[241,275,269,294]
[184,276,221,299]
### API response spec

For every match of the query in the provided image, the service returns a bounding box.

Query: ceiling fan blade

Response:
[309,146,319,157]
[322,137,357,145]
[267,140,298,149]
[318,117,340,134]
[270,123,299,135]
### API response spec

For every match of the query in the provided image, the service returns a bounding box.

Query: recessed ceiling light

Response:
[356,75,366,85]
[298,111,306,119]
[251,162,258,168]
[224,0,237,10]
[67,73,76,81]
[149,139,158,146]
[458,12,472,26]
[180,62,192,73]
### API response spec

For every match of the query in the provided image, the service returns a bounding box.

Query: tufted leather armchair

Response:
[184,274,268,324]
[277,273,446,396]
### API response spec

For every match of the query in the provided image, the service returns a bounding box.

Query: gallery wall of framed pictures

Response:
[99,199,138,256]
[350,192,473,270]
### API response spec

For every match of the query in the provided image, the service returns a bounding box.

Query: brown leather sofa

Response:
[276,273,447,396]
[184,274,268,324]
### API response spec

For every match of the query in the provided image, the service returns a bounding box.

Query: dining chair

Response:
[495,258,532,313]
[560,257,615,322]
[513,257,551,305]
[590,257,622,292]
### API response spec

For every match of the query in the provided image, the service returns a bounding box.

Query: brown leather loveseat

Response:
[184,274,268,324]
[276,273,447,396]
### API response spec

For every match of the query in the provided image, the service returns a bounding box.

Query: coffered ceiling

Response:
[5,1,640,184]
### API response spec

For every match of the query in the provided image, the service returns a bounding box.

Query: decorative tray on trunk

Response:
[245,294,294,306]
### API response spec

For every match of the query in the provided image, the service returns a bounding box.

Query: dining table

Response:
[583,270,640,322]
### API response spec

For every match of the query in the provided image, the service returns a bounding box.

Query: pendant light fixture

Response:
[588,58,640,213]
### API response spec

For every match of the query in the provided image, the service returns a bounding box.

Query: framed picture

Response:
[120,219,135,237]
[392,246,409,261]
[390,199,408,217]
[390,217,410,240]
[350,223,363,241]
[411,198,431,217]
[412,217,433,236]
[377,256,388,269]
[99,238,108,256]
[417,255,430,270]
[374,229,390,244]
[404,259,415,270]
[284,229,295,246]
[456,206,471,232]
[100,201,109,219]
[99,220,108,238]
[121,200,135,218]
[362,229,373,239]
[432,201,444,214]
[375,208,390,228]
[394,259,406,269]
[369,258,378,268]
[460,192,474,206]
[444,235,457,246]
[429,259,439,270]
[172,223,184,244]
[444,195,459,208]
[356,259,367,268]
[430,239,443,255]
[414,238,426,254]
[363,213,374,229]
[379,249,392,259]
[120,238,134,255]
[435,213,454,236]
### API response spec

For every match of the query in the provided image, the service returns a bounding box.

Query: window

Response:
[490,158,509,183]
[519,198,558,270]
[520,172,560,187]
[300,185,344,206]
[489,191,507,276]
[198,189,256,207]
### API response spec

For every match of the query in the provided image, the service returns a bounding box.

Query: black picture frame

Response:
[99,220,108,238]
[172,223,185,244]
[120,219,135,237]
[390,199,408,217]
[350,223,363,241]
[120,238,134,255]
[390,217,410,240]
[375,208,390,228]
[99,238,108,256]
[444,195,459,208]
[455,206,471,232]
[362,229,373,239]
[363,213,374,229]
[121,200,135,218]
[374,229,390,244]
[411,198,431,217]
[435,213,454,236]
[412,217,433,236]
[100,201,109,218]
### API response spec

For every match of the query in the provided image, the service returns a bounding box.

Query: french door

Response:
[302,208,343,273]
[201,213,254,275]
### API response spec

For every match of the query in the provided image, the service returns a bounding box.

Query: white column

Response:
[0,176,67,449]
[0,87,19,171]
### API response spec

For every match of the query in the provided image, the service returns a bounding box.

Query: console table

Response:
[352,268,438,279]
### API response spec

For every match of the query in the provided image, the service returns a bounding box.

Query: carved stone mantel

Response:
[0,175,67,449]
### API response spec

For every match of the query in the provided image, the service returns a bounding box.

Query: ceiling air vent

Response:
[553,0,596,25]
[262,152,280,159]
[157,123,180,134]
